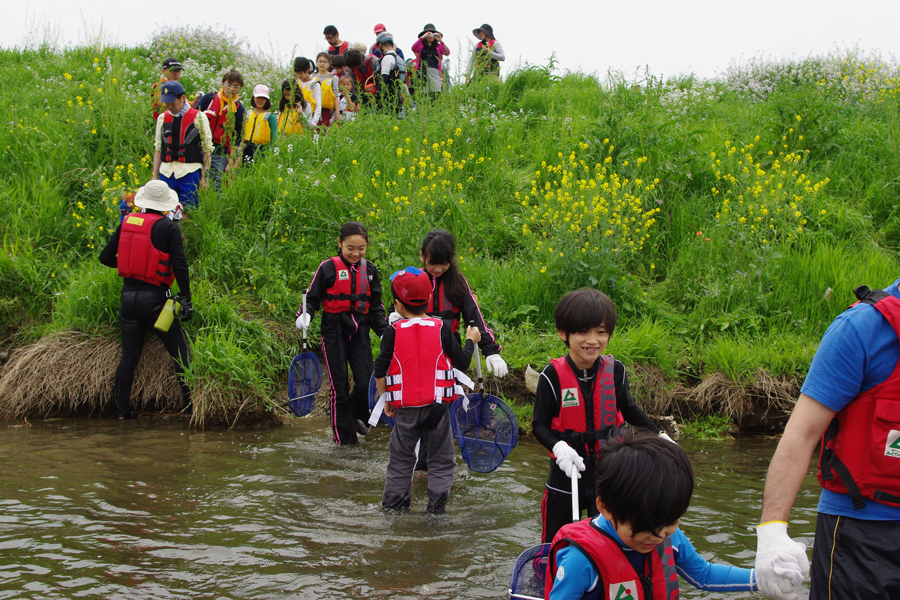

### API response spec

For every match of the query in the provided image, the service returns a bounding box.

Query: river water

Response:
[0,418,819,599]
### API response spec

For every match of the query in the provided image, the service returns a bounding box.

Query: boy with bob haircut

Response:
[533,288,669,544]
[374,269,480,514]
[546,430,760,599]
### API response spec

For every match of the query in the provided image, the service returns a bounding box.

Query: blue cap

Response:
[389,266,424,281]
[159,81,186,103]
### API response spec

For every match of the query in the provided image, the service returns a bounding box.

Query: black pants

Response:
[320,313,373,446]
[810,512,900,599]
[115,289,191,416]
[541,486,600,544]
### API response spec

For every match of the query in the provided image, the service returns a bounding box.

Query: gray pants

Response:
[382,403,455,514]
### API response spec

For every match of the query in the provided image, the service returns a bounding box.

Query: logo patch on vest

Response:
[609,581,637,600]
[886,430,900,458]
[125,215,145,226]
[561,388,579,408]
[338,269,350,281]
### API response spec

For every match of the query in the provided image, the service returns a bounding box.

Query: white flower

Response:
[287,168,294,174]
[313,179,320,187]
[330,174,336,180]
[273,147,280,155]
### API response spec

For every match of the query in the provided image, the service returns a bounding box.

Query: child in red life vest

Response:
[533,288,673,544]
[374,270,481,514]
[296,222,386,446]
[546,430,760,599]
[198,70,246,192]
[416,230,507,374]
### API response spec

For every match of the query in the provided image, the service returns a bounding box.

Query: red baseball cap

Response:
[374,23,386,34]
[392,271,431,306]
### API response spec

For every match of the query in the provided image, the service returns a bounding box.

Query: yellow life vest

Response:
[278,109,303,134]
[243,111,272,145]
[317,74,337,110]
[300,82,318,114]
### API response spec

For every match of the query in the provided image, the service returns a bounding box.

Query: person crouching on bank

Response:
[99,180,194,419]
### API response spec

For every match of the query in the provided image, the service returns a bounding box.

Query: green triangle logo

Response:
[890,437,900,451]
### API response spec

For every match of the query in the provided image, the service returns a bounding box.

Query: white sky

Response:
[5,0,899,79]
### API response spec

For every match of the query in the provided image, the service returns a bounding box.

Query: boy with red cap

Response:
[374,268,481,514]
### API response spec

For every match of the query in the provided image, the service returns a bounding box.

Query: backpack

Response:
[383,51,407,83]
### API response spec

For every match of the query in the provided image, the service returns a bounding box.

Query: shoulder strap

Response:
[854,285,890,305]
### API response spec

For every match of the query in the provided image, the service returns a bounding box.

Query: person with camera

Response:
[100,180,194,419]
[411,24,451,102]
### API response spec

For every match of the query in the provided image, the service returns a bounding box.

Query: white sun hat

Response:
[134,180,179,213]
[252,84,270,99]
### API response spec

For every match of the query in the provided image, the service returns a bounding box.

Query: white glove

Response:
[552,441,585,479]
[485,354,508,377]
[295,313,311,331]
[388,311,402,325]
[659,432,677,444]
[755,521,809,600]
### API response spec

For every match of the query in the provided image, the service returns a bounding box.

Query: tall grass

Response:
[1,28,899,425]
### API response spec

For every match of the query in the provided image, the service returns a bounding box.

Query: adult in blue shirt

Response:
[757,278,900,600]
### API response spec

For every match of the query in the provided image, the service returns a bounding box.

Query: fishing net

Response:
[509,543,550,600]
[449,393,518,473]
[287,351,322,417]
[367,373,395,427]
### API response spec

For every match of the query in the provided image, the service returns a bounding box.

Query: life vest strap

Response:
[821,418,867,510]
[854,285,891,305]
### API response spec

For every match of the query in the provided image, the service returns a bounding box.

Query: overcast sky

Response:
[5,0,899,79]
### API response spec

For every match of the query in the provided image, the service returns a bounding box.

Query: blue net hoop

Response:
[449,393,518,473]
[287,351,322,417]
[367,373,395,427]
[509,543,550,600]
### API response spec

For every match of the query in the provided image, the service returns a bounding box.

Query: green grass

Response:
[2,28,899,424]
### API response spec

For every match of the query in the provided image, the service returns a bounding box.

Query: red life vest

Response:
[328,41,349,56]
[161,107,203,164]
[475,39,499,73]
[818,286,900,509]
[550,356,624,457]
[321,256,372,314]
[117,213,174,287]
[384,317,457,407]
[204,94,241,149]
[428,277,461,333]
[546,518,680,600]
[353,57,380,98]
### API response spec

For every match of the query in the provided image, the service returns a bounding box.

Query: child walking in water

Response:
[242,84,278,164]
[546,430,762,599]
[314,52,341,126]
[416,230,507,374]
[533,288,670,544]
[375,270,480,514]
[296,222,386,446]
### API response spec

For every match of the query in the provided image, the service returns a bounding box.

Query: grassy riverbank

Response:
[1,27,898,428]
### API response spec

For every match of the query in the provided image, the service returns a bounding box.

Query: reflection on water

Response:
[0,418,818,599]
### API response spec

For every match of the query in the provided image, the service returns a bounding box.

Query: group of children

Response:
[294,222,799,598]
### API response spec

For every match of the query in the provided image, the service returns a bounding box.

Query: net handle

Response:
[302,292,308,353]
[570,468,579,522]
[470,319,484,395]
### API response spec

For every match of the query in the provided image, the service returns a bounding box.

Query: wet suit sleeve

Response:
[533,363,563,452]
[151,218,191,297]
[266,112,278,146]
[99,225,122,268]
[300,258,335,321]
[442,320,474,372]
[458,274,501,356]
[373,325,395,378]
[548,546,597,600]
[615,360,661,434]
[672,528,757,591]
[367,263,386,338]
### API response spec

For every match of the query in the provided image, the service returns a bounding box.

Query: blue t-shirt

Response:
[800,277,900,522]
[549,515,755,599]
